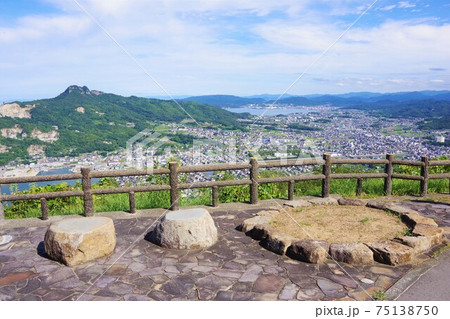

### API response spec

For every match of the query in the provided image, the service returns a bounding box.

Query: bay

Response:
[226,107,311,116]
[1,168,100,195]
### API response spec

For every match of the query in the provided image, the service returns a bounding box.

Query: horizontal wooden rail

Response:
[178,163,251,173]
[0,173,82,184]
[392,173,424,181]
[429,173,450,180]
[392,160,424,166]
[178,179,252,190]
[429,160,450,166]
[330,173,387,179]
[259,158,325,168]
[90,168,169,178]
[258,174,325,184]
[0,153,448,220]
[1,190,84,201]
[331,159,388,165]
[91,185,171,195]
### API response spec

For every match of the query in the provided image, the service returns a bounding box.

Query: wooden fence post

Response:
[420,156,429,196]
[0,185,4,222]
[288,180,295,200]
[250,157,259,204]
[129,191,136,214]
[356,178,363,197]
[212,186,219,207]
[40,198,49,220]
[322,153,331,198]
[384,154,393,196]
[81,167,94,217]
[169,162,179,211]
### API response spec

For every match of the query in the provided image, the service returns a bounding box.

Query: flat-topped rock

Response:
[329,243,374,265]
[150,208,217,249]
[284,200,312,208]
[44,217,116,266]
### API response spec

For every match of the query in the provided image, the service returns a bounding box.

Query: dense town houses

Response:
[1,107,448,181]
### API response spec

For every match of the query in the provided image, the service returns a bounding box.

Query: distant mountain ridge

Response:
[182,90,450,108]
[0,85,249,165]
[182,90,450,130]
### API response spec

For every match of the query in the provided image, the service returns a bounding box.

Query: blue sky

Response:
[0,0,449,101]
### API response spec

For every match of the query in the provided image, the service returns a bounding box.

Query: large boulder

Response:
[401,212,438,228]
[261,233,296,255]
[286,240,329,264]
[149,208,217,249]
[397,236,432,253]
[412,225,444,246]
[239,215,271,233]
[246,223,275,241]
[44,217,116,266]
[329,243,374,265]
[366,241,414,265]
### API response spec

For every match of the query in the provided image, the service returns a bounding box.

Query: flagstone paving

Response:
[0,199,448,301]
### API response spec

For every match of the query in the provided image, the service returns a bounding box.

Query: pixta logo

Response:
[126,130,170,173]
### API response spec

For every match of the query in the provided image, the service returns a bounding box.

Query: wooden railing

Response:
[0,153,449,220]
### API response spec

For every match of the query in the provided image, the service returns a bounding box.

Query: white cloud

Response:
[380,5,396,11]
[0,0,449,99]
[397,1,416,9]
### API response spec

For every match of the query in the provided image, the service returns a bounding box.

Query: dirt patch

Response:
[271,205,407,244]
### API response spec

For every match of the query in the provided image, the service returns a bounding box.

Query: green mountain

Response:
[0,85,249,165]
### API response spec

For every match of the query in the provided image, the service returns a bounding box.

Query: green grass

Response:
[3,174,449,220]
[372,290,387,301]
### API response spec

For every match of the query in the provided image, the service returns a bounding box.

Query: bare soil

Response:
[271,205,407,243]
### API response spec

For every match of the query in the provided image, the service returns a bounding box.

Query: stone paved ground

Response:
[0,197,448,301]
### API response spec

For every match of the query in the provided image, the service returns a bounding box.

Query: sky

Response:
[0,0,449,101]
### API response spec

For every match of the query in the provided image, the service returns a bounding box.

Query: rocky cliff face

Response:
[0,103,35,118]
[31,128,59,143]
[1,124,23,139]
[63,85,103,95]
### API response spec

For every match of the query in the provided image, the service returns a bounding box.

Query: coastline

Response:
[1,168,40,178]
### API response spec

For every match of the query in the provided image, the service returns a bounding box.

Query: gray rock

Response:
[246,223,275,241]
[278,283,299,300]
[149,208,217,249]
[361,278,374,284]
[366,241,414,265]
[329,243,374,265]
[239,215,271,233]
[256,210,281,218]
[0,235,13,245]
[252,274,286,293]
[307,197,338,205]
[413,225,444,246]
[284,200,312,208]
[44,217,116,266]
[366,200,389,210]
[316,278,344,297]
[401,212,438,228]
[338,198,365,206]
[397,236,432,253]
[261,233,296,255]
[286,240,329,264]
